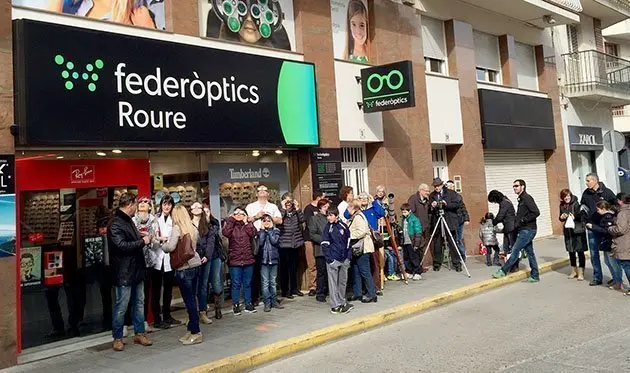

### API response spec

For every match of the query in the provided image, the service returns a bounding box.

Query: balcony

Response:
[613,106,630,132]
[449,0,580,27]
[581,0,630,27]
[561,50,630,105]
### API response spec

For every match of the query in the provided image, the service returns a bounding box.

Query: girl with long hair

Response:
[162,205,203,345]
[190,202,216,325]
[48,0,156,28]
[559,189,586,280]
[343,0,370,63]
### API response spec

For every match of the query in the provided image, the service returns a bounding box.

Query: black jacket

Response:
[493,198,516,233]
[308,213,329,257]
[589,211,615,252]
[195,221,217,261]
[580,183,617,225]
[457,199,470,225]
[278,207,305,248]
[429,188,462,230]
[107,209,145,287]
[302,203,317,241]
[515,192,540,231]
[560,195,585,235]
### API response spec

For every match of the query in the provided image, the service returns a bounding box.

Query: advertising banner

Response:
[0,155,15,258]
[14,20,319,148]
[12,0,167,30]
[361,60,416,113]
[208,163,288,222]
[331,0,370,64]
[20,246,42,287]
[199,0,296,52]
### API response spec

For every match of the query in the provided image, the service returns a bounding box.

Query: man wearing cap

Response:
[429,178,463,272]
[246,185,283,305]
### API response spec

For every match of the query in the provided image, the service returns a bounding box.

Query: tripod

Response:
[422,212,471,278]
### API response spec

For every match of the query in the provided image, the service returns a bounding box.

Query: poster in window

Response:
[12,0,167,31]
[330,0,370,64]
[84,236,105,267]
[20,246,42,287]
[199,0,296,51]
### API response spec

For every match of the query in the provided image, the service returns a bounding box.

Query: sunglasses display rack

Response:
[79,206,98,238]
[21,192,61,242]
[159,184,199,208]
[111,187,138,210]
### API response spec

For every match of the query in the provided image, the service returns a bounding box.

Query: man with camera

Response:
[429,178,463,272]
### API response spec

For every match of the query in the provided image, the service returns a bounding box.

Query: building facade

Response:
[1,0,613,368]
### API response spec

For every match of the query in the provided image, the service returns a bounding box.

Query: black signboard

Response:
[568,126,604,151]
[13,20,319,148]
[360,60,415,113]
[0,155,15,195]
[310,148,343,205]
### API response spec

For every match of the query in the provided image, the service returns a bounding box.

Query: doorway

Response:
[571,151,596,194]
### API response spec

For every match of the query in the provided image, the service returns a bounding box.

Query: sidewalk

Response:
[3,236,569,373]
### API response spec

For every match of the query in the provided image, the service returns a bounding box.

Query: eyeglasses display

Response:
[21,192,60,242]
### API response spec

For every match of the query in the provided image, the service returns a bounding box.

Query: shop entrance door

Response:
[571,151,596,194]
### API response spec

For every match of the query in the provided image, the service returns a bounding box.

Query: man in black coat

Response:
[493,179,540,282]
[108,193,153,351]
[580,173,617,286]
[429,178,463,272]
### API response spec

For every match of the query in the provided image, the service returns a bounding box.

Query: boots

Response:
[568,266,578,279]
[213,293,223,320]
[199,311,213,325]
[577,267,584,281]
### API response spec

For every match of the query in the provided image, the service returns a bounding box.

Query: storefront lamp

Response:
[112,149,122,154]
[96,151,106,157]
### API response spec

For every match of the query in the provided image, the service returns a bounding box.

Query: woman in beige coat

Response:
[347,200,378,303]
[609,193,630,295]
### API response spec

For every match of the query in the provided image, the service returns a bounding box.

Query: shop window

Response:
[342,146,369,194]
[432,146,449,180]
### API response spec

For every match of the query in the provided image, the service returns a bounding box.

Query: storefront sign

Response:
[361,60,415,113]
[70,165,96,184]
[568,126,603,151]
[27,233,44,244]
[14,20,319,148]
[310,148,343,205]
[208,163,289,222]
[0,155,15,195]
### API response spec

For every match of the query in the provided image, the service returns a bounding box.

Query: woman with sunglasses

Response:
[201,199,225,320]
[190,202,216,325]
[222,207,258,315]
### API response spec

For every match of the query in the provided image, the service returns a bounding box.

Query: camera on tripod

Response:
[436,199,446,215]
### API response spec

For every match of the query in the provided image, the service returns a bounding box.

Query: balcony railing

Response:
[604,0,630,13]
[561,50,630,103]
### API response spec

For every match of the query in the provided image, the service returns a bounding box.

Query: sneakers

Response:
[316,296,327,303]
[609,283,623,291]
[589,279,603,286]
[233,304,242,316]
[199,312,213,325]
[412,274,422,281]
[122,325,130,338]
[271,301,284,309]
[330,306,342,314]
[264,304,272,312]
[386,274,399,281]
[164,317,182,326]
[607,279,615,286]
[341,303,354,314]
[178,332,191,343]
[492,269,506,279]
[526,277,539,283]
[181,333,203,346]
[133,333,153,346]
[361,296,377,303]
[112,339,124,352]
[244,304,257,313]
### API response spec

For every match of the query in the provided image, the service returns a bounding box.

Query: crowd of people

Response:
[106,172,630,351]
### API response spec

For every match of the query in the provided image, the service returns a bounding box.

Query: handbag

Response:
[370,227,384,249]
[251,234,260,256]
[564,214,576,229]
[170,233,195,269]
[351,238,365,257]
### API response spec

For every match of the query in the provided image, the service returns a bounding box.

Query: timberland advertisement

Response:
[13,20,319,147]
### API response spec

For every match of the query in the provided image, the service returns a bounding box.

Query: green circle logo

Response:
[367,70,404,93]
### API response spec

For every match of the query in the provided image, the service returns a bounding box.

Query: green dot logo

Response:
[54,55,103,92]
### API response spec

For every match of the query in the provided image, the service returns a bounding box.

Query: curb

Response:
[183,257,570,373]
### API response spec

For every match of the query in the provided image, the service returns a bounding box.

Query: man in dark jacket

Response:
[308,199,331,303]
[278,193,305,298]
[493,179,540,282]
[580,173,617,286]
[303,190,324,296]
[429,178,463,272]
[321,208,352,314]
[408,183,431,269]
[107,193,153,351]
[446,180,470,262]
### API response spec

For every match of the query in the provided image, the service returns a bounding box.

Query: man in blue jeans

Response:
[492,180,540,282]
[580,173,617,286]
[107,193,153,352]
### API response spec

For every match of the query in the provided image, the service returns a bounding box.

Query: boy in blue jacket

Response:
[321,208,353,314]
[258,214,284,312]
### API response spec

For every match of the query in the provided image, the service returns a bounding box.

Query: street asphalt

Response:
[254,266,630,373]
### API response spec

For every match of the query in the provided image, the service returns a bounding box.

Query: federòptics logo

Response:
[54,54,104,92]
[360,60,415,113]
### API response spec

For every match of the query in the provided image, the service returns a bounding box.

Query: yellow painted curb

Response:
[183,256,570,373]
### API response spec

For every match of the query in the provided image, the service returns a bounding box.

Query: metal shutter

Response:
[484,151,553,238]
